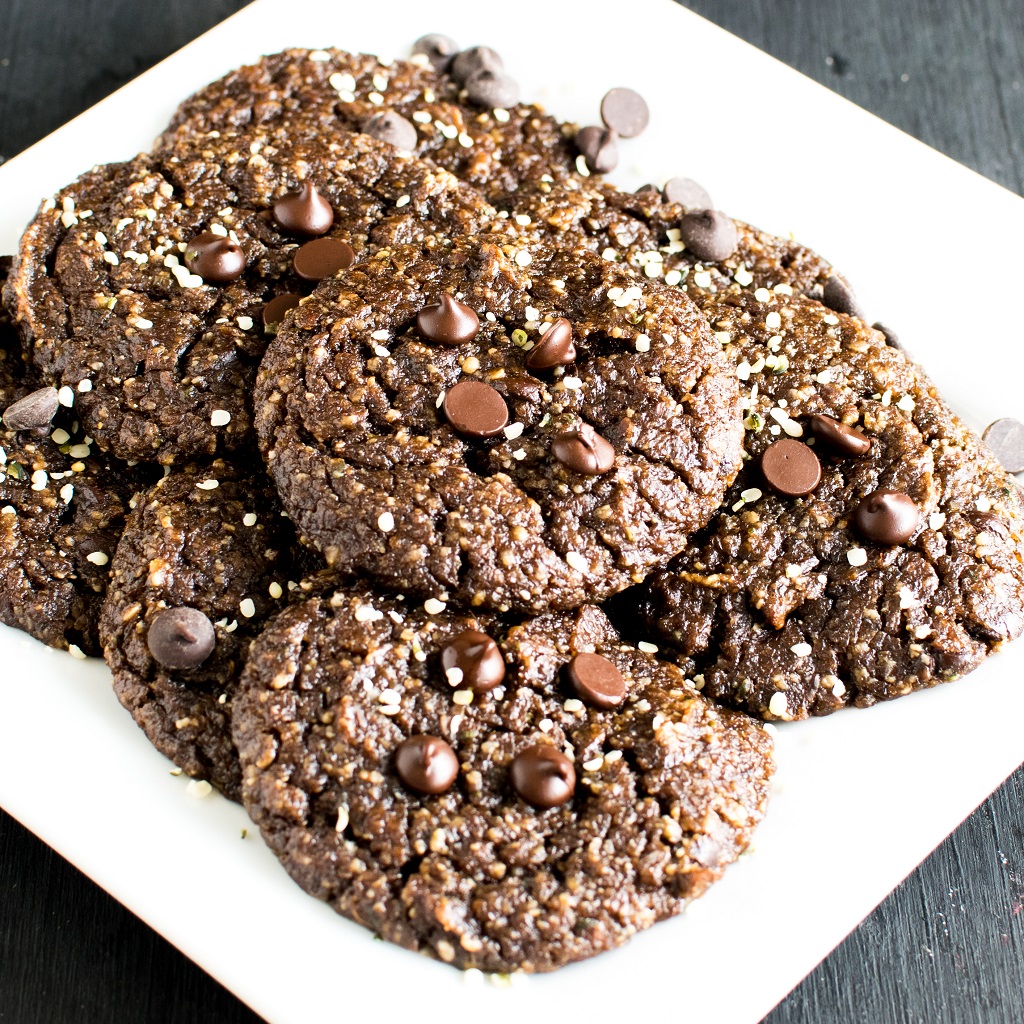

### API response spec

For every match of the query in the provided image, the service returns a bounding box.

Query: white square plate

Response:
[2,1,1023,1022]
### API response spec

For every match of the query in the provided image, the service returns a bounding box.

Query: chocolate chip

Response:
[854,489,920,545]
[262,292,302,332]
[147,607,216,670]
[184,232,246,284]
[760,438,822,497]
[872,322,901,348]
[679,209,738,262]
[449,46,503,85]
[822,274,864,318]
[551,423,616,475]
[443,380,508,439]
[411,33,459,72]
[575,125,618,174]
[416,294,480,346]
[663,176,712,211]
[272,181,334,237]
[441,629,505,693]
[567,652,625,709]
[525,318,576,370]
[394,735,459,795]
[361,111,418,151]
[292,237,355,281]
[983,418,1024,474]
[971,511,1011,539]
[600,87,649,138]
[464,68,520,109]
[809,414,871,457]
[634,183,661,196]
[2,387,59,432]
[509,744,575,809]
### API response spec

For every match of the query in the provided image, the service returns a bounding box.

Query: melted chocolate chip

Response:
[822,274,864,318]
[983,418,1024,474]
[525,318,576,370]
[394,735,459,795]
[809,414,872,457]
[2,387,59,432]
[567,652,626,709]
[272,181,334,237]
[262,292,302,332]
[147,607,216,670]
[854,489,920,545]
[464,68,520,109]
[361,111,418,151]
[509,744,576,809]
[184,232,246,284]
[411,33,459,72]
[600,87,649,138]
[551,424,616,475]
[292,237,355,281]
[663,176,712,210]
[760,439,822,497]
[449,46,503,85]
[443,380,508,438]
[441,629,505,693]
[679,209,738,262]
[416,294,480,345]
[575,125,618,174]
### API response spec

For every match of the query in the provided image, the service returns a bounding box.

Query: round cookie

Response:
[4,128,497,464]
[255,236,744,614]
[233,593,774,973]
[99,458,324,798]
[621,287,1024,720]
[156,47,577,203]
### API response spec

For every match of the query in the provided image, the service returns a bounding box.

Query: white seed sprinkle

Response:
[822,313,840,326]
[602,247,618,261]
[210,409,231,427]
[575,154,591,177]
[915,624,932,639]
[734,267,754,286]
[378,688,401,705]
[790,641,812,657]
[768,692,789,717]
[0,506,15,515]
[243,512,257,527]
[566,551,589,573]
[452,689,474,706]
[754,287,772,303]
[186,780,213,799]
[371,329,391,342]
[445,666,464,686]
[562,376,583,390]
[832,679,847,697]
[68,643,87,660]
[929,512,946,530]
[50,428,71,445]
[395,194,411,208]
[583,756,604,772]
[77,378,93,393]
[514,250,533,267]
[741,488,763,503]
[847,547,868,567]
[30,469,48,490]
[354,604,383,623]
[503,422,524,440]
[379,704,400,716]
[634,334,651,353]
[196,479,219,490]
[67,444,91,459]
[424,597,446,615]
[896,394,915,412]
[493,108,510,122]
[638,641,659,654]
[765,311,782,330]
[57,386,75,407]
[237,598,256,618]
[335,806,349,833]
[564,698,584,713]
[899,586,918,610]
[330,71,356,92]
[378,511,395,532]
[693,270,712,289]
[60,483,74,503]
[86,551,109,566]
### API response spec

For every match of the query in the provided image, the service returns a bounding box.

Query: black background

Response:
[2,1,1024,1021]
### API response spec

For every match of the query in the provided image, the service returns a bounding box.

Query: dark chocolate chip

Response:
[575,125,618,174]
[184,232,246,284]
[411,33,459,72]
[809,414,871,457]
[600,87,649,138]
[464,68,519,108]
[361,110,418,151]
[272,181,334,237]
[634,183,661,196]
[822,274,864,318]
[551,423,616,475]
[983,418,1024,474]
[679,209,738,262]
[971,511,1011,540]
[525,318,576,370]
[262,292,302,332]
[2,387,59,432]
[760,438,822,497]
[567,652,626,709]
[449,46,503,85]
[441,629,505,693]
[292,237,355,281]
[509,744,576,809]
[443,380,508,438]
[394,735,459,795]
[872,322,901,348]
[147,607,216,670]
[416,294,480,345]
[663,176,712,211]
[854,489,920,545]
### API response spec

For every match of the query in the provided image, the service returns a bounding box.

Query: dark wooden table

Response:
[2,1,1023,1021]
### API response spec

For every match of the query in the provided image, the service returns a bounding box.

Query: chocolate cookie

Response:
[4,128,496,464]
[233,593,773,973]
[255,236,743,614]
[620,287,1024,719]
[0,259,156,655]
[156,47,577,204]
[99,458,324,797]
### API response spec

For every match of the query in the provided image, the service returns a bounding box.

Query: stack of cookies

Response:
[1,37,1022,974]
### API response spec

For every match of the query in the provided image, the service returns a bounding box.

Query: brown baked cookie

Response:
[99,458,324,798]
[4,128,496,464]
[233,592,773,973]
[255,236,743,614]
[156,47,577,203]
[0,260,157,655]
[619,287,1024,720]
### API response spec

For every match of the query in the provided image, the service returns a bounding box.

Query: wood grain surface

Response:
[1,1,1023,1021]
